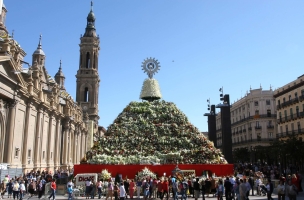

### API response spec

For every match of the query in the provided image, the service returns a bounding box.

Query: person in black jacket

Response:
[205,178,211,197]
[200,180,206,200]
[224,177,232,200]
[193,178,200,200]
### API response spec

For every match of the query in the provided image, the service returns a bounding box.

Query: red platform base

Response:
[74,164,234,179]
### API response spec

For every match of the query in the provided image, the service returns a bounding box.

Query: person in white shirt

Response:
[255,177,262,195]
[97,180,103,199]
[86,180,92,199]
[19,181,26,200]
[119,182,125,200]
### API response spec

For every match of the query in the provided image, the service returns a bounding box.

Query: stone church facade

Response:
[0,3,102,172]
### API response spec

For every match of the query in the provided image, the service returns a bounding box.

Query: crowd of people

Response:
[0,164,302,200]
[0,168,73,200]
[79,164,302,200]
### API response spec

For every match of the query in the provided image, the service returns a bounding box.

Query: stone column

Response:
[81,130,85,159]
[62,122,70,167]
[72,128,77,164]
[46,113,54,168]
[5,100,17,163]
[68,129,73,166]
[22,102,31,168]
[33,107,43,169]
[53,118,61,168]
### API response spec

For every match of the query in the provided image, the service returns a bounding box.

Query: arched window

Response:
[296,106,299,117]
[84,87,89,102]
[86,52,90,68]
[79,54,82,68]
[93,52,96,69]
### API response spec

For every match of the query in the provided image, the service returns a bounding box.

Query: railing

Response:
[255,126,262,129]
[243,129,246,132]
[299,95,304,101]
[278,112,304,123]
[280,97,301,109]
[232,138,276,145]
[248,127,252,131]
[231,114,276,126]
[276,128,304,138]
[267,125,274,129]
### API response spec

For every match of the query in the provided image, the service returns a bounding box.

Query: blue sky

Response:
[4,0,304,131]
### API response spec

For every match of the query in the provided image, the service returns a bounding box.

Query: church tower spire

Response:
[32,35,45,66]
[55,60,65,89]
[76,1,100,126]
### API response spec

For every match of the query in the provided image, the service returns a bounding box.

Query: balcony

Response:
[299,95,304,102]
[248,127,252,131]
[278,112,304,124]
[277,105,281,110]
[243,129,246,132]
[255,126,262,130]
[239,130,243,133]
[267,125,274,129]
[277,128,304,138]
[231,114,277,126]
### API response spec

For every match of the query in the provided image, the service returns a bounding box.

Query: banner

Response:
[75,173,98,186]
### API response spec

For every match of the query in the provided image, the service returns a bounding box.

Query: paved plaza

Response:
[18,190,304,200]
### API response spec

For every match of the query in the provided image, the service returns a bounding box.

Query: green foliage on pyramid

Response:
[86,100,228,165]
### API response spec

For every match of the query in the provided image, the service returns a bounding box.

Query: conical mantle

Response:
[140,78,162,101]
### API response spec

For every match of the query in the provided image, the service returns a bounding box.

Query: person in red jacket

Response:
[48,179,57,200]
[157,179,163,199]
[161,178,169,200]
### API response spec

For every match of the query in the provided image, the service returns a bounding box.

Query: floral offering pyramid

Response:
[85,58,228,165]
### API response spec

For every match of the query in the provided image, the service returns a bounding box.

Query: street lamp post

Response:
[216,88,233,163]
[204,98,217,148]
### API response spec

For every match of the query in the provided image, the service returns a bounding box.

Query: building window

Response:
[28,149,31,158]
[301,89,304,97]
[266,100,270,105]
[86,52,90,68]
[291,123,294,133]
[268,120,272,126]
[255,110,259,115]
[283,98,286,103]
[296,106,300,117]
[267,109,271,117]
[285,125,288,133]
[280,126,283,134]
[268,132,273,139]
[15,149,19,158]
[84,87,89,102]
[284,110,287,120]
[289,95,292,101]
[295,92,298,98]
[278,100,280,106]
[254,101,258,106]
[298,122,301,133]
[290,108,293,119]
[256,121,260,127]
[43,151,45,159]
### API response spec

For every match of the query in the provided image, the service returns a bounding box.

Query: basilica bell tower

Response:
[76,2,100,129]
